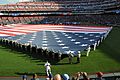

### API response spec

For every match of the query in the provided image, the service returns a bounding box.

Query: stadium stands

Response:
[31,15,120,25]
[0,0,120,13]
[0,0,120,25]
[1,14,120,26]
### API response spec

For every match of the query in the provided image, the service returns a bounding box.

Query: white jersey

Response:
[44,62,51,70]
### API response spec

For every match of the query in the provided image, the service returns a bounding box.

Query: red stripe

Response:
[0,32,16,36]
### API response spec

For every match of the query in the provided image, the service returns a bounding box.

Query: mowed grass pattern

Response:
[0,27,120,76]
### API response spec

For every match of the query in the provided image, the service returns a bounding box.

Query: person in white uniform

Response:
[44,61,51,76]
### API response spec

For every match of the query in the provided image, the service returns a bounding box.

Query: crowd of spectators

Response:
[0,0,119,13]
[29,15,120,26]
[21,70,120,80]
[21,70,114,80]
[0,14,120,26]
[0,16,45,25]
[0,0,120,26]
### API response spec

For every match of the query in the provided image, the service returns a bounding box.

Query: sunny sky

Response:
[0,0,19,4]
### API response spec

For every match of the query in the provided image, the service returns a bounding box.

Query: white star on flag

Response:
[55,37,60,40]
[59,43,65,46]
[31,36,36,39]
[43,38,47,40]
[67,36,72,38]
[71,39,76,41]
[89,34,94,36]
[79,36,83,37]
[65,50,75,54]
[30,39,34,41]
[62,46,69,49]
[75,42,81,44]
[64,34,69,36]
[57,40,62,43]
[27,41,33,43]
[83,37,88,40]
[89,39,95,42]
[95,36,100,37]
[42,41,48,43]
[80,44,88,47]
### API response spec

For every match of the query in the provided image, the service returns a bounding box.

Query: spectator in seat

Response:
[61,74,70,80]
[54,74,62,80]
[22,74,27,80]
[31,74,40,80]
[82,72,90,80]
[75,72,81,80]
[96,72,103,80]
[68,52,74,64]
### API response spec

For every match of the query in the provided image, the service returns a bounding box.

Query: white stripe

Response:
[0,31,25,35]
[4,29,37,33]
[0,34,10,36]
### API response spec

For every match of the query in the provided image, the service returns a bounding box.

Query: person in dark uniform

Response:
[68,52,74,64]
[77,51,81,63]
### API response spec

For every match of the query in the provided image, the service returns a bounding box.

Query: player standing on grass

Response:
[44,61,51,76]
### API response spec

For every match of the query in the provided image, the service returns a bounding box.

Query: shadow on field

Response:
[99,27,120,62]
[0,44,69,66]
[2,45,69,65]
[52,62,79,65]
[15,72,46,76]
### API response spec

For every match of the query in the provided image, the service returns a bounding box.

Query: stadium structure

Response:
[0,0,120,79]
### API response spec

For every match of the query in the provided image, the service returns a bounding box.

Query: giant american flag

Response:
[0,24,112,55]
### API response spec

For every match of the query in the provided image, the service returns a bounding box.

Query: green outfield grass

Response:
[0,27,120,76]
